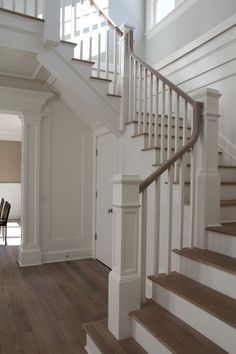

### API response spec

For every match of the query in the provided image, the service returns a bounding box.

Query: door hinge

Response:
[95,233,97,241]
[96,148,98,156]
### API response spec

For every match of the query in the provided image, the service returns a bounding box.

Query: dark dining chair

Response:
[0,202,11,246]
[0,198,4,218]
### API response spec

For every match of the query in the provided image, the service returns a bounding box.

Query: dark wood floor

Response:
[0,246,109,354]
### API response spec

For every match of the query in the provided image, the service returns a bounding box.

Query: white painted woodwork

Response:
[96,132,118,268]
[193,88,221,248]
[152,283,236,353]
[207,230,236,258]
[108,175,142,340]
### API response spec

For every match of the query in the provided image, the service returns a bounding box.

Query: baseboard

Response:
[18,247,42,267]
[42,247,92,264]
[219,133,236,162]
[146,278,153,299]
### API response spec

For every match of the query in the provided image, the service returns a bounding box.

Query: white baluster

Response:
[179,156,186,250]
[129,56,133,123]
[89,36,92,61]
[161,82,166,163]
[153,178,161,274]
[167,88,172,159]
[183,100,188,145]
[143,68,147,133]
[97,32,101,77]
[35,0,38,17]
[61,0,65,40]
[141,189,147,303]
[23,0,27,14]
[0,0,3,8]
[175,94,180,180]
[154,78,159,147]
[167,165,174,273]
[113,30,118,94]
[148,73,153,148]
[105,26,109,79]
[133,59,138,123]
[138,63,142,135]
[12,0,15,11]
[80,40,83,59]
[190,145,196,248]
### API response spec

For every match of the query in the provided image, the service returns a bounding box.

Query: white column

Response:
[108,175,142,340]
[119,23,135,131]
[43,0,61,45]
[193,88,221,248]
[18,112,42,267]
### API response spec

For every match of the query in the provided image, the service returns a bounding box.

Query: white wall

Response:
[109,0,146,58]
[145,0,236,65]
[0,183,21,219]
[40,100,93,263]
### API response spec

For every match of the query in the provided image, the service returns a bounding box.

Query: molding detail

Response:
[145,0,200,39]
[42,248,93,264]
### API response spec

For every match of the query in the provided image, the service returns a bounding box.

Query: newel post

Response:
[119,24,135,131]
[193,88,222,248]
[43,0,61,45]
[108,175,142,340]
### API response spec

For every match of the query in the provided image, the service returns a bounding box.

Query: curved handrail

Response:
[127,30,203,193]
[91,0,123,37]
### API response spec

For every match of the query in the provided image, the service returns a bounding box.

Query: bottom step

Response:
[84,319,147,354]
[131,300,226,354]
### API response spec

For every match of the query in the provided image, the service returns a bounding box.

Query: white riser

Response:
[177,254,236,299]
[220,205,236,223]
[152,283,236,353]
[132,319,171,354]
[219,168,236,182]
[106,95,121,114]
[207,230,236,258]
[71,61,93,78]
[85,335,102,354]
[89,78,109,95]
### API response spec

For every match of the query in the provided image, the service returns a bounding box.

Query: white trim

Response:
[145,0,200,40]
[42,248,93,264]
[154,13,236,70]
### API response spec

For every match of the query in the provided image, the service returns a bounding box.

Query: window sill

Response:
[145,0,200,40]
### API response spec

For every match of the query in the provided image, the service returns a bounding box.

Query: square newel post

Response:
[119,24,135,131]
[193,88,222,248]
[43,0,61,45]
[108,175,142,340]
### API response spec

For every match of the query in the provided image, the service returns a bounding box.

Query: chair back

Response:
[0,198,4,218]
[1,202,11,226]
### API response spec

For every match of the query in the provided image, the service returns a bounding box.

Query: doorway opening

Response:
[0,113,22,246]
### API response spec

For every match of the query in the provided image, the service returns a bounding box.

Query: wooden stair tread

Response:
[90,76,112,82]
[173,247,236,274]
[220,199,236,206]
[219,165,236,169]
[107,93,121,98]
[83,319,147,354]
[149,272,236,328]
[130,300,226,354]
[72,58,95,65]
[125,120,191,130]
[207,222,236,237]
[61,40,77,47]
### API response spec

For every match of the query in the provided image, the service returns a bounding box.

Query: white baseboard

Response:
[18,247,42,267]
[146,278,153,299]
[219,133,236,162]
[42,247,92,264]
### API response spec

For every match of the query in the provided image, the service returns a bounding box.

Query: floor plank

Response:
[0,246,109,354]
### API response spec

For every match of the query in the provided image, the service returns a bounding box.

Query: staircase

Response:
[1,1,236,353]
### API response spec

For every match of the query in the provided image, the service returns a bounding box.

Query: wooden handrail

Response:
[127,30,203,193]
[90,0,123,37]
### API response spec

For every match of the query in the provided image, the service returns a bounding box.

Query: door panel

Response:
[96,132,118,268]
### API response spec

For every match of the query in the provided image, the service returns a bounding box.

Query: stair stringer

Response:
[37,47,121,137]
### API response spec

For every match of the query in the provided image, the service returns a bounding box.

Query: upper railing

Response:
[0,0,44,18]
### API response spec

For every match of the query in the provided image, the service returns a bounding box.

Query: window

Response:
[154,0,175,23]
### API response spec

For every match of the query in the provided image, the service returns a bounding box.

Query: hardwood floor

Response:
[0,246,109,354]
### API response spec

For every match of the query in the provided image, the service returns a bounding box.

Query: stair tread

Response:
[83,319,147,354]
[130,300,226,354]
[220,199,236,206]
[125,120,191,130]
[149,272,236,328]
[61,40,77,47]
[173,247,236,274]
[207,222,236,237]
[90,76,112,82]
[0,7,45,22]
[107,93,122,98]
[72,58,95,65]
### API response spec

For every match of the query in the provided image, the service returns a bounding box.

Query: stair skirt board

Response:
[85,335,102,354]
[207,230,236,258]
[175,252,236,299]
[152,283,235,353]
[132,320,171,354]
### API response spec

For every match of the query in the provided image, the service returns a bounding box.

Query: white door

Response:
[96,132,118,268]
